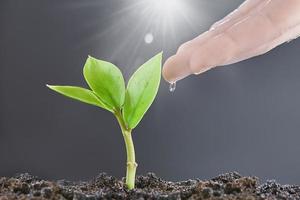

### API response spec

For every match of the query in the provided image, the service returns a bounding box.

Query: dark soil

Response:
[0,172,299,200]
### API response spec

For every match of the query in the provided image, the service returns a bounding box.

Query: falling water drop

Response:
[169,82,176,92]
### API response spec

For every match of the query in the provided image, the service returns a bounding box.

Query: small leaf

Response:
[47,85,113,112]
[83,56,125,110]
[123,52,162,129]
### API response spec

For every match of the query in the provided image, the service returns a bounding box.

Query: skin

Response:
[163,0,300,83]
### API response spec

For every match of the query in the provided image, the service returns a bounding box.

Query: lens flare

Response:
[144,33,154,44]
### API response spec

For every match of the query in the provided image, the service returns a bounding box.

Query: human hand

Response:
[163,0,300,83]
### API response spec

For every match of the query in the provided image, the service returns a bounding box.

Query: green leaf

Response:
[47,85,113,112]
[83,56,125,111]
[123,52,162,129]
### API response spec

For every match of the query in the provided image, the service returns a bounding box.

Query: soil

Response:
[0,172,299,200]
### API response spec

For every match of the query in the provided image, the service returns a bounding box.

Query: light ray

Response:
[76,0,202,72]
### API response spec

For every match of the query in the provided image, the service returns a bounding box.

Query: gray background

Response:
[1,0,300,184]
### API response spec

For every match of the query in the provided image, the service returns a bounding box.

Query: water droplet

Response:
[169,82,176,92]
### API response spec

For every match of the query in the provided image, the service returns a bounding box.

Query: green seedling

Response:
[47,53,162,189]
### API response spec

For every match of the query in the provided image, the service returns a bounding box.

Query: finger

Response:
[190,0,268,51]
[248,0,300,58]
[164,30,238,82]
[162,54,192,83]
[192,0,300,72]
[225,24,300,65]
[190,9,274,72]
[163,0,300,82]
[222,0,300,65]
[189,33,238,74]
[191,0,269,52]
[211,0,267,30]
[163,0,269,82]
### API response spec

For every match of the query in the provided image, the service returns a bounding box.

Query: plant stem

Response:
[122,129,137,190]
[115,111,137,190]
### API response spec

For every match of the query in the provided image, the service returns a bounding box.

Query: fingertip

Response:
[162,56,177,83]
[162,54,192,83]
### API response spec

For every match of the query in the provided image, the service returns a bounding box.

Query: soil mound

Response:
[0,172,299,199]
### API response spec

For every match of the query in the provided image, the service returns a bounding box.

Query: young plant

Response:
[47,53,162,189]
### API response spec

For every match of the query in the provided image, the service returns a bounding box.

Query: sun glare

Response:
[149,0,183,16]
[79,0,197,68]
[142,0,187,22]
[139,0,190,43]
